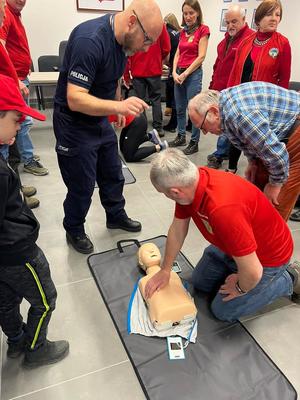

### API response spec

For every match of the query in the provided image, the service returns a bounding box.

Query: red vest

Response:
[227,31,291,88]
[210,24,253,91]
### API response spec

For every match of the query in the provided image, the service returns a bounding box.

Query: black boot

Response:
[66,232,94,254]
[168,135,186,147]
[163,109,177,132]
[24,339,69,368]
[183,140,198,155]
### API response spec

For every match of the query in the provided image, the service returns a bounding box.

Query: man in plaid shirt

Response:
[188,82,300,221]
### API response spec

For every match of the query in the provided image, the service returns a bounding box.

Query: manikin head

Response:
[224,5,246,37]
[138,243,161,272]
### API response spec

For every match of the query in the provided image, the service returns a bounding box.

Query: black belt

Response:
[281,118,300,144]
[177,67,187,74]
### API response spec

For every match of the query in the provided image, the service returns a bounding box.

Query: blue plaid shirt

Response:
[220,82,300,184]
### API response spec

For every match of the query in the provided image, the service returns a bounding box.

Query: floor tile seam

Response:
[7,359,130,400]
[241,302,297,323]
[54,277,93,289]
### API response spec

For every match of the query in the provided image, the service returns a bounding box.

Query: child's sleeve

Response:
[0,174,9,227]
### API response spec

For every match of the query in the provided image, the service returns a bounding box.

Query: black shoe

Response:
[24,339,69,368]
[290,209,300,222]
[183,140,198,155]
[156,129,165,138]
[207,155,222,169]
[106,217,142,232]
[169,135,186,147]
[66,232,94,254]
[163,124,176,133]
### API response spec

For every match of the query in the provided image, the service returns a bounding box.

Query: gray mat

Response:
[95,158,136,188]
[87,236,297,400]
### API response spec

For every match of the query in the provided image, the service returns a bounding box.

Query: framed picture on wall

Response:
[251,9,258,30]
[223,0,232,3]
[76,0,124,12]
[220,9,228,32]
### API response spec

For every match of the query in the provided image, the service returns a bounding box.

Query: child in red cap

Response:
[0,74,69,368]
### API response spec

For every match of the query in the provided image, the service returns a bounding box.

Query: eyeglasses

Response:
[200,110,209,130]
[132,9,154,45]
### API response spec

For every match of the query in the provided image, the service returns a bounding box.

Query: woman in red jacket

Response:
[226,0,291,173]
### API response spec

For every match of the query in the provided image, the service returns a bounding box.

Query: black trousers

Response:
[119,114,156,162]
[132,76,163,131]
[53,107,126,236]
[0,247,57,350]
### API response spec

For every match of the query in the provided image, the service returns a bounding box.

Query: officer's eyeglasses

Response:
[200,110,209,130]
[132,10,154,45]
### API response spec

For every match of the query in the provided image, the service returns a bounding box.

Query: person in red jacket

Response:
[124,24,170,136]
[207,5,253,169]
[226,0,291,173]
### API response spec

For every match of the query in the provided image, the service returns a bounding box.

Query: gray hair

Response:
[188,89,220,115]
[150,148,198,189]
[225,4,246,18]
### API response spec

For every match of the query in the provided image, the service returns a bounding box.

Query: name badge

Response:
[269,48,279,58]
[188,35,194,43]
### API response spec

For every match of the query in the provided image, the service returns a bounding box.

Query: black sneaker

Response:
[24,339,69,368]
[107,217,142,232]
[169,135,186,147]
[290,209,300,222]
[66,232,94,254]
[207,156,222,169]
[183,140,198,155]
[163,124,176,133]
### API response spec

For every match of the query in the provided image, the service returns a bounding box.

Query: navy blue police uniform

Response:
[53,14,127,236]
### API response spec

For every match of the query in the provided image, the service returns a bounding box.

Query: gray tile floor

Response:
[1,108,299,399]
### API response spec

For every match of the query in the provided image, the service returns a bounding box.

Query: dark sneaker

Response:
[156,129,165,138]
[21,185,37,197]
[163,124,176,133]
[287,261,300,297]
[225,168,237,174]
[7,334,26,358]
[25,196,40,209]
[24,339,69,368]
[290,209,300,222]
[183,140,198,155]
[24,160,49,176]
[66,232,94,254]
[207,156,222,169]
[169,135,186,147]
[148,129,163,146]
[107,217,142,232]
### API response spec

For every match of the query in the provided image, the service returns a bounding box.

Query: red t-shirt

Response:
[0,4,31,80]
[0,42,19,84]
[175,167,293,267]
[178,24,210,68]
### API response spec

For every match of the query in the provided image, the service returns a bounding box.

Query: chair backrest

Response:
[289,81,300,92]
[59,41,68,65]
[38,55,61,72]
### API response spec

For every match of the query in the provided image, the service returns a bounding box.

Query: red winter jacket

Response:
[227,31,291,89]
[124,24,170,80]
[209,24,253,91]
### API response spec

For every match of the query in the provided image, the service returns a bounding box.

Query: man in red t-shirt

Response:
[0,0,48,176]
[144,148,300,322]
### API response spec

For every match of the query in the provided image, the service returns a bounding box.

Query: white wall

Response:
[23,0,300,89]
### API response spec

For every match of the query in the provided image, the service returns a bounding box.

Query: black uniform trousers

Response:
[0,247,57,350]
[53,106,126,236]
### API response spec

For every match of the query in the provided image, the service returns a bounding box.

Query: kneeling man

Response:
[145,148,300,322]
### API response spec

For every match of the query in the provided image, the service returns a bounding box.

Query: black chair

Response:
[289,81,300,91]
[59,40,68,66]
[37,55,61,109]
[30,61,43,110]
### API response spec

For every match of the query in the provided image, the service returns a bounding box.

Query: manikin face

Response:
[7,0,26,13]
[189,107,221,136]
[224,10,245,37]
[139,243,161,267]
[257,7,281,33]
[0,0,6,27]
[182,4,199,27]
[0,111,21,145]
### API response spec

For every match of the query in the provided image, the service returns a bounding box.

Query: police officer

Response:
[53,0,163,254]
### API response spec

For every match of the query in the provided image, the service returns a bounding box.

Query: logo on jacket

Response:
[269,48,279,58]
[70,71,89,82]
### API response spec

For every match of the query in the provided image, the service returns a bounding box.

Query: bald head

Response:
[224,5,246,37]
[115,0,163,55]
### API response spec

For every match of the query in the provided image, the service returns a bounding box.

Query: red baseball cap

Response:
[0,74,46,121]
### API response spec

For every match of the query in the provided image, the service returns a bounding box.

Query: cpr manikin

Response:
[138,243,197,330]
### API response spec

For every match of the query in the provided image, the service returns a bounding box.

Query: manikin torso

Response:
[138,243,197,330]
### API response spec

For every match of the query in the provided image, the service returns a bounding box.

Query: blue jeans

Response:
[213,134,230,158]
[174,68,202,143]
[192,245,293,322]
